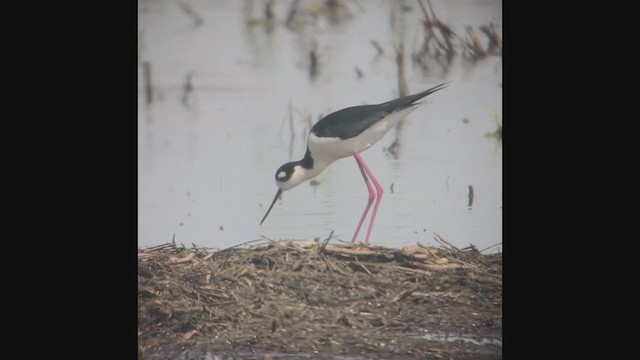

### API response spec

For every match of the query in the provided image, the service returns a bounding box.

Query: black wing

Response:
[310,83,449,140]
[311,104,388,140]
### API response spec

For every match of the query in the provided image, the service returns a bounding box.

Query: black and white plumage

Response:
[261,83,449,244]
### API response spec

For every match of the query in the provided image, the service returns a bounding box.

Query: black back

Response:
[310,83,448,140]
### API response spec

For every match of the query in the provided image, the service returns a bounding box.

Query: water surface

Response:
[138,0,502,251]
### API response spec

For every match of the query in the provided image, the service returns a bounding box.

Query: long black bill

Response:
[260,189,282,225]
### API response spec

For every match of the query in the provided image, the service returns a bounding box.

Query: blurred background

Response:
[138,0,502,252]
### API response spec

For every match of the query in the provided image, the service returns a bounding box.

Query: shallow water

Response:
[138,0,502,251]
[419,332,502,355]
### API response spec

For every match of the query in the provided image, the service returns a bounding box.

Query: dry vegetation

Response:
[139,236,502,359]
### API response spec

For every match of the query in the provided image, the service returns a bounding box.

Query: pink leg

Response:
[351,154,375,243]
[353,152,384,244]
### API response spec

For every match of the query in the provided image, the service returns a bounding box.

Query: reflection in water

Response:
[485,110,502,141]
[411,0,502,78]
[287,100,296,161]
[178,2,204,28]
[383,137,401,159]
[181,71,196,109]
[370,40,384,57]
[142,61,153,106]
[354,66,363,79]
[394,42,408,98]
[307,39,320,81]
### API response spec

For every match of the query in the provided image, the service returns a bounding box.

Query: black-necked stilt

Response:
[260,83,449,244]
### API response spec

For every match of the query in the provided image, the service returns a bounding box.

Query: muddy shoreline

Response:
[138,238,502,359]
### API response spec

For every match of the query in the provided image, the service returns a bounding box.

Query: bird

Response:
[260,83,449,244]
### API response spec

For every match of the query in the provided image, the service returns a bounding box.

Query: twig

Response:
[394,42,408,98]
[286,0,301,28]
[279,99,292,139]
[355,261,372,275]
[480,23,502,54]
[320,253,335,274]
[416,0,432,22]
[285,100,295,160]
[465,26,486,59]
[181,71,195,108]
[142,61,153,105]
[371,40,384,56]
[265,0,274,21]
[385,137,400,158]
[390,285,420,303]
[425,0,439,22]
[309,43,319,80]
[460,244,478,253]
[319,230,334,254]
[178,2,204,27]
[417,0,456,57]
[219,238,274,254]
[145,243,175,252]
[390,265,432,275]
[244,0,255,24]
[433,233,460,252]
[479,242,502,253]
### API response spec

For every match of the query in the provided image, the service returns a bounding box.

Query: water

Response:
[420,332,502,355]
[138,0,502,251]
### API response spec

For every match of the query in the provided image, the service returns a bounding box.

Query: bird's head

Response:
[260,161,307,225]
[275,161,309,191]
